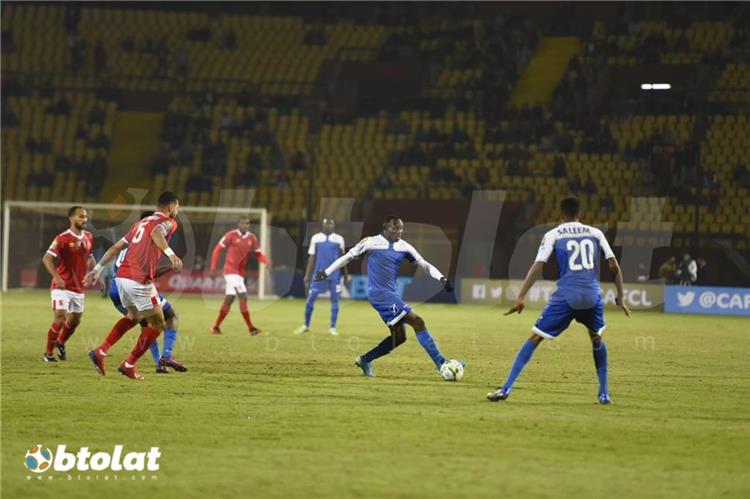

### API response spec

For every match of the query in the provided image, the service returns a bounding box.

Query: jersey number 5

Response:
[567,239,595,271]
[132,220,150,243]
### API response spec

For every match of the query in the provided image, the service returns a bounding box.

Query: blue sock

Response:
[415,330,445,369]
[149,340,160,365]
[330,298,339,328]
[304,292,318,328]
[501,339,539,393]
[162,328,177,359]
[593,341,608,396]
[362,335,400,363]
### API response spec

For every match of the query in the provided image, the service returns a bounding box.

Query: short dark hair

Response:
[560,197,581,218]
[382,215,401,227]
[68,205,84,217]
[238,215,250,222]
[140,210,155,219]
[157,191,178,207]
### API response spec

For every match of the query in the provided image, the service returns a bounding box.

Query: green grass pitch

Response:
[2,290,749,498]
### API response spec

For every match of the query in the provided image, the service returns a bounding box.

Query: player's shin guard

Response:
[239,300,254,329]
[501,339,539,393]
[593,341,609,397]
[46,322,63,355]
[56,321,78,345]
[162,328,177,359]
[304,292,318,328]
[125,327,161,365]
[415,330,445,368]
[99,317,137,354]
[362,335,400,363]
[213,301,231,328]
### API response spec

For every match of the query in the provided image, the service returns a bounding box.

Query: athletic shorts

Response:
[115,277,160,312]
[369,292,411,326]
[308,279,342,298]
[109,280,170,315]
[224,273,247,296]
[533,293,605,340]
[51,289,85,313]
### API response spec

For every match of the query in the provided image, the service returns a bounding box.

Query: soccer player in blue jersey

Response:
[487,197,630,404]
[294,218,349,336]
[314,216,456,378]
[108,211,187,374]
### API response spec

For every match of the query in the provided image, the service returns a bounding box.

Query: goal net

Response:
[1,201,270,299]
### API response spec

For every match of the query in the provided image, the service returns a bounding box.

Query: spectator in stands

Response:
[584,176,598,194]
[64,5,81,34]
[1,107,19,127]
[734,162,750,187]
[600,193,614,213]
[475,165,490,185]
[175,44,190,79]
[553,154,567,178]
[568,175,582,193]
[675,253,697,286]
[234,165,259,187]
[178,142,194,164]
[659,256,677,284]
[90,131,110,150]
[46,96,71,116]
[193,255,206,271]
[220,111,236,133]
[695,258,711,286]
[291,151,307,172]
[54,155,74,172]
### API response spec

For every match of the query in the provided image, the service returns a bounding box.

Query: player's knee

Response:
[411,316,426,332]
[139,318,148,328]
[237,293,247,302]
[67,316,81,328]
[225,295,235,306]
[391,326,407,345]
[589,333,602,345]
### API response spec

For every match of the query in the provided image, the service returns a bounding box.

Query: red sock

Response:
[213,301,231,328]
[239,301,254,329]
[125,327,161,365]
[57,321,78,345]
[46,322,63,355]
[99,317,137,354]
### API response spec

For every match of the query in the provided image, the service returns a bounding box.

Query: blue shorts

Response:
[533,294,605,340]
[369,292,411,326]
[309,279,342,298]
[108,282,171,315]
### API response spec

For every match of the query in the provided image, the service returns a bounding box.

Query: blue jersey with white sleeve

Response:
[309,232,345,281]
[346,235,424,296]
[535,222,615,308]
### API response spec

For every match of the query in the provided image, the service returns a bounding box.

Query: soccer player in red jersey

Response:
[41,206,95,362]
[83,192,183,380]
[209,216,270,335]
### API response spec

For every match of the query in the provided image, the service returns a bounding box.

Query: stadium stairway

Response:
[509,37,582,108]
[100,111,163,203]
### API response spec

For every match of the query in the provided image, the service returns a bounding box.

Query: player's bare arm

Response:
[304,254,315,287]
[505,261,545,315]
[83,238,128,286]
[42,252,66,289]
[607,257,632,317]
[151,228,182,271]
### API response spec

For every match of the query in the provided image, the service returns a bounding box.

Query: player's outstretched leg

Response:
[119,310,165,380]
[355,324,407,377]
[211,295,234,335]
[296,288,319,335]
[160,307,187,372]
[590,332,611,404]
[55,313,82,360]
[402,312,446,370]
[487,334,543,401]
[89,316,137,375]
[237,293,261,335]
[329,283,340,336]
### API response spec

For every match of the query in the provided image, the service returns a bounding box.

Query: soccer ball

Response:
[440,360,464,382]
[24,444,53,473]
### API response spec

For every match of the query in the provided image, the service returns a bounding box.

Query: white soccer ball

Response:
[24,444,53,473]
[440,359,464,382]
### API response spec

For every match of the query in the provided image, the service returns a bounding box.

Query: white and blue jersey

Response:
[532,222,615,339]
[329,234,440,326]
[309,232,345,282]
[109,248,171,314]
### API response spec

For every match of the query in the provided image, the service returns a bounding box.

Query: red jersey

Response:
[214,230,261,276]
[116,212,178,284]
[46,229,94,293]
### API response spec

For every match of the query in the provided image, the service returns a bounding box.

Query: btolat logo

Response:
[24,444,160,473]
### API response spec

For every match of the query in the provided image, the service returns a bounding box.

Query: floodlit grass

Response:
[2,290,749,498]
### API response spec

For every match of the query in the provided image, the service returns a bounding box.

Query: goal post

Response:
[1,201,271,299]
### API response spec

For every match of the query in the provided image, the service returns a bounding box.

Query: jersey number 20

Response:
[566,239,595,271]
